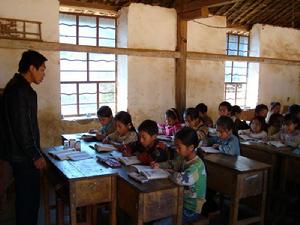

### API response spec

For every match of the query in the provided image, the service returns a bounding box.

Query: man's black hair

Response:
[219,101,232,112]
[97,106,113,118]
[216,116,234,130]
[175,127,199,149]
[18,50,47,73]
[138,119,158,136]
[195,103,208,113]
[283,113,299,128]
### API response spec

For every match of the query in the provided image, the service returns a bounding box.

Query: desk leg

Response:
[174,187,183,225]
[110,176,117,225]
[259,170,268,225]
[69,182,77,225]
[280,158,288,193]
[229,197,239,225]
[137,193,144,225]
[42,174,50,225]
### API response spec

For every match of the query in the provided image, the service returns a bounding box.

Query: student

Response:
[255,104,268,119]
[195,103,213,128]
[124,120,168,165]
[267,113,284,137]
[103,111,137,149]
[239,116,267,140]
[207,116,240,156]
[231,105,249,131]
[218,101,232,117]
[91,106,116,141]
[288,104,300,120]
[183,108,208,145]
[2,50,47,225]
[158,108,182,136]
[266,102,281,123]
[271,113,300,148]
[151,127,207,225]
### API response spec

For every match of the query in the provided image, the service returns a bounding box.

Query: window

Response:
[59,13,117,118]
[224,33,249,107]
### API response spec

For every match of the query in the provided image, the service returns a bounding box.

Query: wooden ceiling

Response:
[61,0,300,29]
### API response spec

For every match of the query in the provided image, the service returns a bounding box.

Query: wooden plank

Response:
[0,38,300,66]
[179,0,237,12]
[175,16,187,114]
[59,0,119,11]
[179,6,209,20]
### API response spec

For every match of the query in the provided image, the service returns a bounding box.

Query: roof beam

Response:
[59,0,119,11]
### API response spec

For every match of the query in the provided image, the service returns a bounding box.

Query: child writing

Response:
[255,104,268,119]
[218,101,232,117]
[103,111,138,149]
[207,116,240,156]
[184,108,208,145]
[239,116,267,140]
[123,120,168,165]
[158,108,182,136]
[151,127,207,225]
[271,113,300,148]
[267,113,283,137]
[195,103,213,128]
[90,106,116,141]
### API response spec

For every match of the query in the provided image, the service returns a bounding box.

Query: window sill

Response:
[62,115,98,122]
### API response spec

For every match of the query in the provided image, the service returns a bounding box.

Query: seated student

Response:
[231,105,249,131]
[195,103,213,128]
[218,101,232,117]
[158,108,182,136]
[207,116,240,156]
[271,113,300,148]
[103,111,138,149]
[124,120,168,165]
[288,104,300,120]
[183,108,208,145]
[238,116,267,140]
[266,102,281,123]
[91,106,116,141]
[267,113,284,137]
[255,104,268,119]
[151,127,206,225]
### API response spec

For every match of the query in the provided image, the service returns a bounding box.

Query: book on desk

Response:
[128,165,170,183]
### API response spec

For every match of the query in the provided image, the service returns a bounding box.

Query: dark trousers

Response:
[12,161,40,225]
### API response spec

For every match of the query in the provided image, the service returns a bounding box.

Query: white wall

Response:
[117,3,177,125]
[186,16,227,120]
[252,24,300,106]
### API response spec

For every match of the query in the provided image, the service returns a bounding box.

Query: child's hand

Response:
[150,161,159,169]
[212,144,219,149]
[96,133,105,141]
[102,138,110,144]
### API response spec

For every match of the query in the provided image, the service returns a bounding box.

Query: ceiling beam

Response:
[59,0,119,11]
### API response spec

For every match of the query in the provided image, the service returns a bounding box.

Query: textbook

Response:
[128,165,170,183]
[239,134,255,141]
[267,141,286,148]
[157,135,173,142]
[200,147,220,154]
[94,143,115,152]
[80,133,97,142]
[110,151,141,166]
[48,148,92,161]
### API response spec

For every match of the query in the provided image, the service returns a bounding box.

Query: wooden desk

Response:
[204,154,270,225]
[117,169,183,225]
[44,137,183,225]
[42,144,118,225]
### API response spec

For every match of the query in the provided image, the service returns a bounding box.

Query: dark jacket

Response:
[2,73,41,162]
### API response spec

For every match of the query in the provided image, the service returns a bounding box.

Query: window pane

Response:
[99,83,115,93]
[228,34,238,43]
[225,67,232,76]
[61,72,87,82]
[100,92,115,103]
[225,74,231,82]
[62,105,77,116]
[79,16,97,46]
[59,14,76,44]
[90,72,116,81]
[79,83,96,93]
[89,53,116,71]
[228,42,238,51]
[232,75,247,83]
[99,38,115,47]
[239,36,248,45]
[79,104,97,115]
[61,84,77,106]
[225,61,233,67]
[227,50,237,56]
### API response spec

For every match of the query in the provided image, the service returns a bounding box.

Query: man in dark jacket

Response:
[2,50,47,225]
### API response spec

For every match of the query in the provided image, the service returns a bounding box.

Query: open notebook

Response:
[200,147,220,154]
[267,141,286,148]
[49,148,92,161]
[128,165,170,183]
[110,151,141,166]
[94,143,115,152]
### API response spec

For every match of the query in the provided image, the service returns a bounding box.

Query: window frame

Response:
[225,33,250,108]
[59,12,118,118]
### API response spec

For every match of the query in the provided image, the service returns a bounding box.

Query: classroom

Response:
[0,0,299,225]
